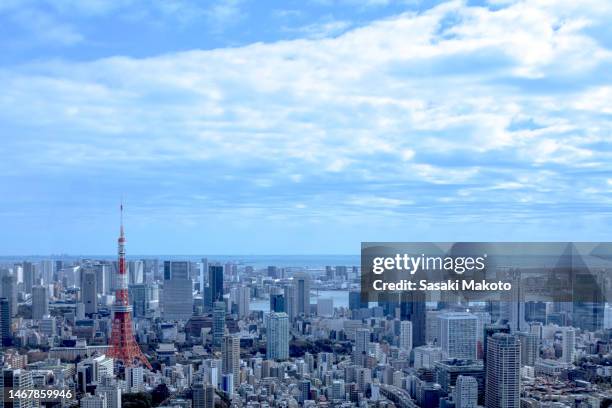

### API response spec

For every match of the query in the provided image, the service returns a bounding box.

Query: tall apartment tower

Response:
[353,328,370,367]
[83,270,98,315]
[266,312,289,361]
[485,333,520,408]
[31,285,49,320]
[439,312,478,360]
[212,301,226,349]
[222,335,240,390]
[561,327,576,364]
[399,320,413,353]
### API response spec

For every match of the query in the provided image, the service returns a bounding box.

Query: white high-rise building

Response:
[126,366,144,393]
[485,333,520,408]
[454,375,478,408]
[399,320,413,353]
[266,312,289,361]
[439,312,478,360]
[561,327,575,364]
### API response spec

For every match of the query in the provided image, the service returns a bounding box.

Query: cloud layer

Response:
[1,0,612,254]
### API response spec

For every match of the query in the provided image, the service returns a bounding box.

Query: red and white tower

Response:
[108,204,151,369]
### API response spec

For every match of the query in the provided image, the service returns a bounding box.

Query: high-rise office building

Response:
[353,328,370,367]
[222,335,240,390]
[454,375,478,408]
[299,379,311,403]
[400,290,426,347]
[293,273,310,317]
[0,298,11,346]
[1,275,17,318]
[270,293,285,313]
[233,286,249,319]
[483,323,510,370]
[208,265,224,308]
[82,270,98,315]
[212,301,226,349]
[266,312,289,361]
[561,327,575,364]
[22,261,35,294]
[128,284,149,318]
[193,383,215,408]
[284,284,296,321]
[517,331,539,366]
[439,312,478,360]
[399,320,413,353]
[485,333,520,408]
[162,261,193,321]
[31,285,49,320]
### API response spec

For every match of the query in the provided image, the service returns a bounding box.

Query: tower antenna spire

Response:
[108,202,151,369]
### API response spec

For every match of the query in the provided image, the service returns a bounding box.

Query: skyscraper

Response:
[222,335,240,390]
[233,286,249,319]
[83,270,98,315]
[561,327,575,364]
[284,284,296,321]
[293,273,310,317]
[208,265,224,308]
[162,261,193,321]
[212,301,226,349]
[193,383,215,408]
[270,293,285,313]
[31,285,49,320]
[1,275,17,318]
[266,312,289,361]
[485,333,520,408]
[22,261,35,294]
[439,312,478,360]
[0,297,11,346]
[400,290,426,347]
[128,284,149,318]
[353,328,370,367]
[517,331,539,366]
[399,320,413,353]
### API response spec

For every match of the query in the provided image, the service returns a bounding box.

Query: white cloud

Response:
[1,0,611,224]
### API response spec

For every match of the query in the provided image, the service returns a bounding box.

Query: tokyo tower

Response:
[107,204,151,369]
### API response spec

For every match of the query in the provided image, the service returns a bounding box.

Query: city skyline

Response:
[2,0,612,254]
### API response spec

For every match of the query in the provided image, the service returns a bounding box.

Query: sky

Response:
[1,0,612,255]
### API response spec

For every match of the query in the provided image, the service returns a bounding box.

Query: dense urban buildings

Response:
[0,251,610,408]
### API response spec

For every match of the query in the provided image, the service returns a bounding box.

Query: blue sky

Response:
[1,0,612,255]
